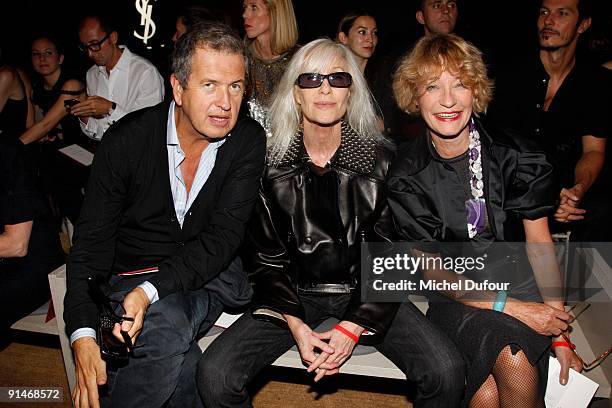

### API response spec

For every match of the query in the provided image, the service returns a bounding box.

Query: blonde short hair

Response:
[393,34,493,116]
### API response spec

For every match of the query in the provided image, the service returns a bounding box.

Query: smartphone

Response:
[86,275,132,361]
[64,99,79,108]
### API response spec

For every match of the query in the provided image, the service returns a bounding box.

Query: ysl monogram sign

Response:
[134,0,156,44]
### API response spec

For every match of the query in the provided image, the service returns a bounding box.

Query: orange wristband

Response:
[552,341,576,349]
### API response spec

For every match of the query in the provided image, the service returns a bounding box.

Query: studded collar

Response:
[272,121,377,174]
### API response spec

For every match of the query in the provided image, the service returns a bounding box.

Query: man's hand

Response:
[307,320,364,382]
[72,337,106,408]
[554,340,583,385]
[70,96,113,119]
[505,301,571,336]
[555,184,586,223]
[113,287,150,347]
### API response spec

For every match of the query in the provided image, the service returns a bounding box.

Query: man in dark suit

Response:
[64,22,266,408]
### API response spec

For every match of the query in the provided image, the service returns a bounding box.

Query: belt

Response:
[297,283,355,294]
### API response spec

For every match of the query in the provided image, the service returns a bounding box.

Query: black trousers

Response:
[197,296,466,408]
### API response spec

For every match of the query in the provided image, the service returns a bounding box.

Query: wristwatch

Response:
[109,101,116,115]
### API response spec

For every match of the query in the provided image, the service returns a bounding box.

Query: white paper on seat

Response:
[58,144,94,166]
[545,355,599,408]
[214,312,242,329]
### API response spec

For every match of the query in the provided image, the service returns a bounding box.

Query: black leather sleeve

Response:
[343,147,401,340]
[342,204,401,341]
[245,178,305,322]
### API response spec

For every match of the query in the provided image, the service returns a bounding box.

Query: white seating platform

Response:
[10,301,58,336]
[10,251,611,401]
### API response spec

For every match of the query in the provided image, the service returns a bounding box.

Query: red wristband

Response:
[334,324,359,343]
[552,341,576,349]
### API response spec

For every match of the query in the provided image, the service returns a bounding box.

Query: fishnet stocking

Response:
[491,346,544,408]
[470,374,499,408]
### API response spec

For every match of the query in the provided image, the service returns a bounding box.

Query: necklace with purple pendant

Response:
[466,119,486,238]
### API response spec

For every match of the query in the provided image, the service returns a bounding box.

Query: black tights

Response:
[470,346,544,408]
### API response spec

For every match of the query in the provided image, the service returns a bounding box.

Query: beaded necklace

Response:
[466,119,486,238]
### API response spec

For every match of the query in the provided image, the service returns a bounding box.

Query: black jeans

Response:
[197,295,465,407]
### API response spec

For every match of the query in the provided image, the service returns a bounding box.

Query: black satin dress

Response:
[387,119,557,406]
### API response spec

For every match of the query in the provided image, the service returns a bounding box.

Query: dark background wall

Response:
[1,0,610,81]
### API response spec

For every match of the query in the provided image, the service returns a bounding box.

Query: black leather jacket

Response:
[244,122,400,339]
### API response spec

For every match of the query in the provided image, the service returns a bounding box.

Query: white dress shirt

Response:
[80,46,164,140]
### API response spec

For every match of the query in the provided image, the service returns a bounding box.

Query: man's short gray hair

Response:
[172,22,248,87]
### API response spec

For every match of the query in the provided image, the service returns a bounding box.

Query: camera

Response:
[64,99,79,108]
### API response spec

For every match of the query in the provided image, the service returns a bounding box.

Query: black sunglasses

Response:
[296,72,352,89]
[79,32,111,53]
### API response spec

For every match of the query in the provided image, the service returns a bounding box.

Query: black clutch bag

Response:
[86,275,135,361]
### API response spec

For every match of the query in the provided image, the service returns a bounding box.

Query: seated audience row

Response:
[0,0,608,406]
[63,20,593,408]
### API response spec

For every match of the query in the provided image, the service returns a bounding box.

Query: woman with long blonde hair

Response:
[242,0,299,134]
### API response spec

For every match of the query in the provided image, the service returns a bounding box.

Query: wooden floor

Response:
[0,331,412,408]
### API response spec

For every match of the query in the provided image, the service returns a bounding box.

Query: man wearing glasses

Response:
[64,22,266,407]
[70,14,164,141]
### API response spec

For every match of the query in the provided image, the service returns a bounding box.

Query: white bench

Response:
[38,257,610,400]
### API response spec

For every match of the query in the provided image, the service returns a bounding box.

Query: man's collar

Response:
[113,46,130,72]
[166,101,179,147]
[97,45,130,74]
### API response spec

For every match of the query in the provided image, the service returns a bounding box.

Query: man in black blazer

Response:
[64,23,266,408]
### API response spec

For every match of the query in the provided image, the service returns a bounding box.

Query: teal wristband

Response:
[493,290,507,312]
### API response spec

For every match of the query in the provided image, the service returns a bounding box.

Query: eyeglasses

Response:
[79,32,111,53]
[562,303,612,371]
[296,72,352,89]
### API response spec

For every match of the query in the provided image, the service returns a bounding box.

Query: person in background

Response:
[172,4,217,43]
[71,13,164,141]
[16,68,34,129]
[388,34,581,407]
[20,35,87,146]
[416,0,458,36]
[0,47,28,139]
[18,35,88,226]
[197,38,465,408]
[0,138,64,342]
[336,10,384,129]
[242,0,299,134]
[371,0,460,145]
[486,0,610,241]
[336,11,378,74]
